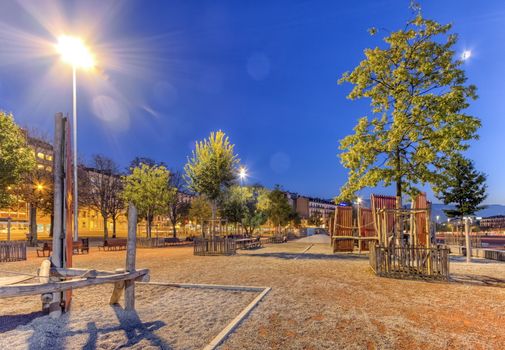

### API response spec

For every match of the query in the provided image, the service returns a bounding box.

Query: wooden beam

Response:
[0,269,149,298]
[203,287,271,350]
[50,268,114,277]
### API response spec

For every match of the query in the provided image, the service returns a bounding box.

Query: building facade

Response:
[286,192,337,227]
[480,215,505,230]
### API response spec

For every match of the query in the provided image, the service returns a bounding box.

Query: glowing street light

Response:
[461,50,472,61]
[36,183,44,191]
[356,197,362,205]
[56,35,95,241]
[238,167,248,185]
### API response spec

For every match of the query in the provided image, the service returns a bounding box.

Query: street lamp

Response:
[56,35,95,241]
[238,167,247,185]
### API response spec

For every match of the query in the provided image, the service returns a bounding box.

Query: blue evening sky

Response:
[0,1,504,203]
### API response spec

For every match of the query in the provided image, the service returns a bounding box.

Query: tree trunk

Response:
[29,204,37,246]
[211,201,217,236]
[103,215,109,240]
[464,218,471,263]
[395,152,403,246]
[49,214,54,238]
[147,215,153,238]
[112,217,117,238]
[172,224,177,238]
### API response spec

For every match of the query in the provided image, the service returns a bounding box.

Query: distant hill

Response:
[431,204,505,221]
[356,199,505,221]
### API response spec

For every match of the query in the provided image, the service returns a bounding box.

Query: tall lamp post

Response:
[56,35,95,241]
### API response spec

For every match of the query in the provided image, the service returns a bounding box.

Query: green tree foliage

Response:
[436,156,487,218]
[308,211,323,227]
[184,130,240,218]
[123,163,174,237]
[189,196,212,228]
[220,185,248,226]
[265,185,292,231]
[242,186,269,235]
[220,185,270,235]
[0,111,35,207]
[337,11,480,208]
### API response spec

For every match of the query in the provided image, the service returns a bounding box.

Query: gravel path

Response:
[1,244,505,349]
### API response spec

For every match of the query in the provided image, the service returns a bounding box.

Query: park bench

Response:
[164,237,191,246]
[36,242,52,257]
[236,237,262,249]
[98,238,127,251]
[244,237,262,249]
[72,238,89,254]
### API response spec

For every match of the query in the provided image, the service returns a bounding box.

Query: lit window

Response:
[46,166,52,172]
[37,152,45,159]
[37,164,44,170]
[46,155,53,161]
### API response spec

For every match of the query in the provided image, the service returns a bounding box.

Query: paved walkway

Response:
[294,234,331,244]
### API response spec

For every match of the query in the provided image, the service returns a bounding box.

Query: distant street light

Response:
[238,167,248,185]
[56,35,95,241]
[461,50,472,61]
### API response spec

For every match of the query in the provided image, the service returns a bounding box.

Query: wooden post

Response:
[109,268,125,305]
[49,113,65,318]
[39,259,52,312]
[125,203,137,310]
[357,205,362,254]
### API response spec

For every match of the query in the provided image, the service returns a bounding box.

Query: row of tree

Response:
[0,118,298,241]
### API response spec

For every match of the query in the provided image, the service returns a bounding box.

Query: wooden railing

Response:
[193,237,236,256]
[0,241,27,262]
[369,244,449,280]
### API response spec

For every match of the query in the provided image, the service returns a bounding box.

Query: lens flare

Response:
[56,35,95,69]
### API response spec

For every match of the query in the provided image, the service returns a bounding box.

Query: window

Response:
[37,152,45,159]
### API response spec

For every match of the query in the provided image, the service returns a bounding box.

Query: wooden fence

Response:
[193,237,236,256]
[369,244,449,280]
[0,241,27,262]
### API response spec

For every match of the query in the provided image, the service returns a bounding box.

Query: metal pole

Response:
[465,217,472,263]
[72,64,78,242]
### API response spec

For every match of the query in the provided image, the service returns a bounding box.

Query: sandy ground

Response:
[1,243,505,349]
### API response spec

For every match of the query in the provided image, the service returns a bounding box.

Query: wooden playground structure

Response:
[193,219,237,256]
[331,193,449,279]
[0,114,149,316]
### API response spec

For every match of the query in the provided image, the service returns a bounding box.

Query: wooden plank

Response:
[0,269,149,298]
